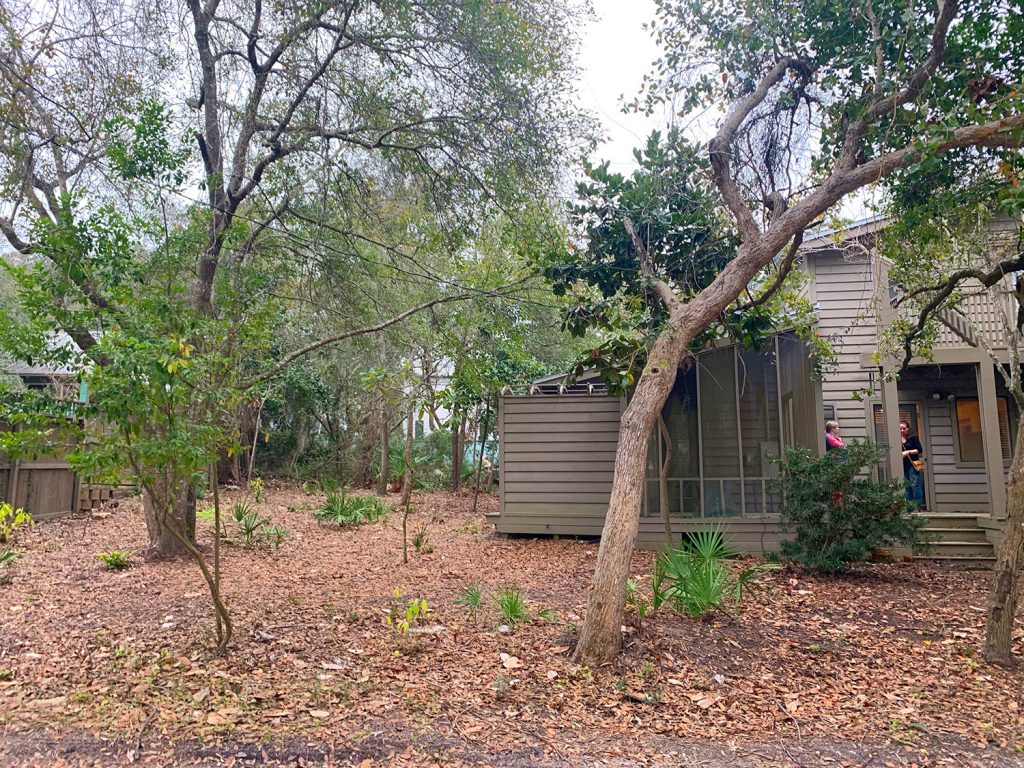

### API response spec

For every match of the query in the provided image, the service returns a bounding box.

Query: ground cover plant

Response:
[1,486,1021,767]
[314,490,390,526]
[652,529,779,618]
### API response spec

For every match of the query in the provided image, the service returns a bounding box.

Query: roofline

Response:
[802,213,890,249]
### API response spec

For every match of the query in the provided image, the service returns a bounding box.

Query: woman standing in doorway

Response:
[900,420,926,510]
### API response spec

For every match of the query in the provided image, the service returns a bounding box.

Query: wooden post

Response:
[976,356,1008,519]
[879,366,903,483]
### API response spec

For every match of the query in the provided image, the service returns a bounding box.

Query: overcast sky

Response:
[575,0,665,173]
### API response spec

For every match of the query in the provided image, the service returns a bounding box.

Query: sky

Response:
[575,0,665,173]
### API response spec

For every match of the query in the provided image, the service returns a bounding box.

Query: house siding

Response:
[809,247,879,442]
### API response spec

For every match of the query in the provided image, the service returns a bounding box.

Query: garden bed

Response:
[0,484,1021,766]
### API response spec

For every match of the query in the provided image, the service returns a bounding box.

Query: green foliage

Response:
[411,523,432,554]
[454,583,485,616]
[96,550,132,570]
[653,529,779,618]
[248,476,265,503]
[544,130,824,392]
[386,587,431,635]
[495,587,528,626]
[235,511,268,549]
[625,578,652,622]
[314,490,390,526]
[0,548,20,568]
[261,525,289,550]
[0,503,31,544]
[773,442,929,573]
[231,502,254,525]
[319,478,342,495]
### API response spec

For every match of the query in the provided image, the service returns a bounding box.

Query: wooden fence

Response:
[0,455,80,521]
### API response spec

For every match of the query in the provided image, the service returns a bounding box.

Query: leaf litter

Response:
[0,484,1022,766]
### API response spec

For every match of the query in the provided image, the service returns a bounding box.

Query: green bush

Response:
[96,550,132,570]
[314,490,390,526]
[653,528,778,618]
[772,441,929,573]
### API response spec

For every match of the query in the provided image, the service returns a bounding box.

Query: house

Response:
[493,217,1020,565]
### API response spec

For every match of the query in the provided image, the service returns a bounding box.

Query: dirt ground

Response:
[1,483,1022,767]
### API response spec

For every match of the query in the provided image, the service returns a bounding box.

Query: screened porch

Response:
[643,333,821,519]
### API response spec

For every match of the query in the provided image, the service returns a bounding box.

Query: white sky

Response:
[575,0,665,173]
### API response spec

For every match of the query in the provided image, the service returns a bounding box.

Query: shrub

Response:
[319,478,341,494]
[96,550,132,570]
[314,490,389,526]
[411,523,432,553]
[248,476,265,502]
[0,547,20,582]
[653,528,778,618]
[236,511,267,548]
[231,501,254,525]
[772,441,930,573]
[0,503,31,544]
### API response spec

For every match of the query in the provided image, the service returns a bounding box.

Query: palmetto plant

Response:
[314,490,390,526]
[496,587,528,626]
[653,528,779,619]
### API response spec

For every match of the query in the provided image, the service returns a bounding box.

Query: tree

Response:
[569,0,1024,665]
[879,172,1024,665]
[0,0,589,556]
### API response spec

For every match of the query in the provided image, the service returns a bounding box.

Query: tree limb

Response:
[708,57,809,242]
[243,293,476,388]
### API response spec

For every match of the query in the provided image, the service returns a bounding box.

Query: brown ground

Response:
[1,483,1022,767]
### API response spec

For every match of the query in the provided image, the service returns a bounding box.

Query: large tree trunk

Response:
[573,231,785,665]
[142,475,197,558]
[985,425,1024,665]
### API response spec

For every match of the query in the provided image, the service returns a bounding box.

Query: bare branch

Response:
[244,293,475,389]
[708,57,809,242]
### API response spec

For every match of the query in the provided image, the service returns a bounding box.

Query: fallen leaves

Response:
[1,487,1022,767]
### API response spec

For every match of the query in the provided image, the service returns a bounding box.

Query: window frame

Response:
[950,396,1012,469]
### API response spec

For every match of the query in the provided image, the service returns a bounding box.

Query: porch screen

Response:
[700,348,742,516]
[643,333,816,519]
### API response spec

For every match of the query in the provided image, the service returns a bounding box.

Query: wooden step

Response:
[914,512,987,528]
[918,526,989,542]
[916,540,995,558]
[914,553,997,569]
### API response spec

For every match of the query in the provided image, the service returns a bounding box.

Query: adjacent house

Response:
[494,216,1020,565]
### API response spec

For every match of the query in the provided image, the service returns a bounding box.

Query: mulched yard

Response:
[1,483,1022,767]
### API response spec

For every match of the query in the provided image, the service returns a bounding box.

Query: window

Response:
[955,398,1011,464]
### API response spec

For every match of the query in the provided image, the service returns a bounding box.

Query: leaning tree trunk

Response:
[572,227,784,665]
[572,328,692,664]
[142,474,197,557]
[984,425,1024,665]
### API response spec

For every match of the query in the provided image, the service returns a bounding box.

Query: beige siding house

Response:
[495,217,1019,564]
